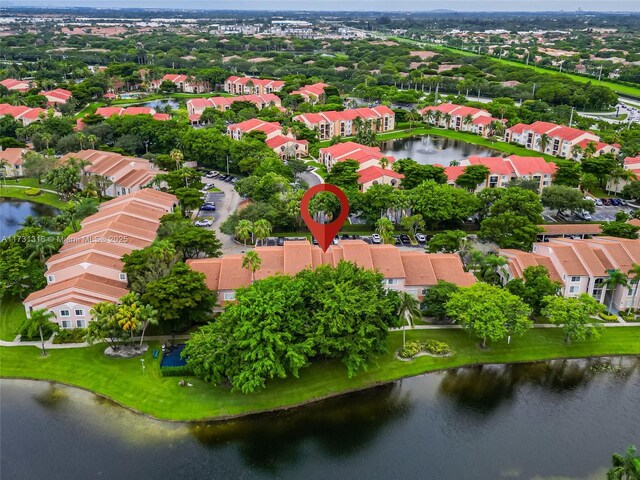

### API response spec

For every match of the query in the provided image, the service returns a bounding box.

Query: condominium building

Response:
[419,103,503,138]
[186,94,282,118]
[224,76,285,95]
[290,83,329,103]
[23,189,178,327]
[293,106,395,140]
[188,240,476,304]
[606,156,640,194]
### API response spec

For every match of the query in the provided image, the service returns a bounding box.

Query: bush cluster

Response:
[599,312,619,322]
[399,339,452,358]
[52,328,87,344]
[24,188,41,196]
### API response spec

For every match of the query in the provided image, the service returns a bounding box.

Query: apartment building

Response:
[0,147,27,177]
[293,106,395,140]
[59,150,166,197]
[95,106,170,121]
[504,121,619,159]
[606,156,640,194]
[23,189,178,328]
[442,155,557,192]
[419,103,503,138]
[0,78,32,92]
[38,88,72,105]
[186,93,282,117]
[187,240,476,304]
[226,118,283,140]
[290,82,329,103]
[224,76,285,95]
[265,135,308,159]
[0,103,51,126]
[501,236,640,311]
[149,73,210,93]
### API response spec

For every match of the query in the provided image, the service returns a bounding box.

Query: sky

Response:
[7,0,640,12]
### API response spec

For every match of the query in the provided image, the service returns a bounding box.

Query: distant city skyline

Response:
[7,0,640,12]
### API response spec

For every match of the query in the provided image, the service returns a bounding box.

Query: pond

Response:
[1,357,638,479]
[380,135,506,166]
[138,98,180,110]
[0,199,59,238]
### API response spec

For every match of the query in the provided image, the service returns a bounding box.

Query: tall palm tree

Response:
[20,309,57,356]
[607,445,640,480]
[406,109,420,129]
[628,264,640,311]
[379,157,389,170]
[571,144,584,160]
[375,217,395,244]
[443,112,452,129]
[424,110,435,125]
[252,219,272,244]
[584,141,597,159]
[603,269,629,313]
[76,132,86,150]
[463,114,474,131]
[433,110,442,126]
[235,220,253,247]
[481,254,509,285]
[170,149,184,171]
[397,292,422,349]
[86,134,98,150]
[242,250,262,283]
[537,133,551,153]
[40,132,53,151]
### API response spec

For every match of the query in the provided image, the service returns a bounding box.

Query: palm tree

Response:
[375,217,395,244]
[443,112,452,129]
[603,269,629,313]
[242,250,262,283]
[490,120,505,137]
[27,235,60,263]
[379,157,389,170]
[571,144,584,160]
[584,141,597,159]
[235,220,253,247]
[397,292,422,349]
[463,114,474,131]
[480,254,509,285]
[170,149,184,170]
[537,133,551,153]
[76,132,86,150]
[252,219,272,245]
[86,134,98,150]
[608,167,637,194]
[406,109,420,129]
[20,309,57,356]
[40,132,53,150]
[607,445,640,480]
[424,110,435,125]
[628,264,640,311]
[433,110,442,126]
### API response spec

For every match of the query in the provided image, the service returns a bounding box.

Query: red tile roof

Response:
[357,166,404,184]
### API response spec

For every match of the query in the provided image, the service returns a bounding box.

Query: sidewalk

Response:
[0,334,191,350]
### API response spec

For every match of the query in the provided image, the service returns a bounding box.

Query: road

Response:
[199,176,245,254]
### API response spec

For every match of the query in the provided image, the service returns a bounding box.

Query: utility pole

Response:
[569,107,574,127]
[598,65,603,82]
[226,156,230,175]
[526,50,530,65]
[434,83,439,106]
[532,83,536,99]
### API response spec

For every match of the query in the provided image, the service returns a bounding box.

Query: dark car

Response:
[225,176,234,183]
[311,237,318,245]
[276,237,285,246]
[400,234,411,245]
[341,233,350,240]
[200,204,216,211]
[602,198,611,206]
[394,235,401,245]
[611,198,622,206]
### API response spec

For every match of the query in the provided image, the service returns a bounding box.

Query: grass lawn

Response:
[1,323,638,422]
[0,186,65,209]
[389,36,640,99]
[0,297,26,341]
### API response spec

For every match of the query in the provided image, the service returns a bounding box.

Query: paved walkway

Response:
[0,184,59,195]
[0,333,191,350]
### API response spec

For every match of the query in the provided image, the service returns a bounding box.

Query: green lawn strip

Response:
[0,297,27,341]
[389,36,640,98]
[10,178,58,190]
[1,327,638,422]
[0,186,65,209]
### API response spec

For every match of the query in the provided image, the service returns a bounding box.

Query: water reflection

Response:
[190,383,412,473]
[380,135,506,166]
[0,199,59,237]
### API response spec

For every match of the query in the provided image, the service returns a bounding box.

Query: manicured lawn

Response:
[390,36,640,98]
[0,186,66,209]
[0,297,26,341]
[10,178,57,190]
[1,324,638,422]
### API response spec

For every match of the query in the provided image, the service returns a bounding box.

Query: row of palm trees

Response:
[234,219,273,246]
[422,109,505,137]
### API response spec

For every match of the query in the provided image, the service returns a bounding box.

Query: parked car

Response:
[202,184,214,190]
[576,210,592,221]
[619,199,628,206]
[394,235,401,245]
[415,233,427,244]
[194,219,213,227]
[400,234,411,245]
[371,233,381,244]
[231,177,238,184]
[610,198,622,206]
[205,172,215,178]
[311,237,318,245]
[595,198,604,206]
[200,204,216,211]
[225,176,234,183]
[602,198,611,206]
[277,237,285,247]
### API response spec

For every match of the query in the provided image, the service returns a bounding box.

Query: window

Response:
[119,273,127,281]
[75,309,84,316]
[421,288,429,295]
[47,275,55,283]
[571,276,580,282]
[60,310,70,317]
[385,278,399,285]
[76,320,86,328]
[61,320,71,329]
[223,292,236,301]
[569,286,579,294]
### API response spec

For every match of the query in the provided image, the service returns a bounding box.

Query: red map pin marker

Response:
[300,184,350,253]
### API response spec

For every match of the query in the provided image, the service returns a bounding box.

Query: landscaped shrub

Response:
[160,365,194,377]
[399,340,424,358]
[399,339,452,358]
[24,188,41,196]
[599,312,619,322]
[423,339,452,355]
[52,328,87,344]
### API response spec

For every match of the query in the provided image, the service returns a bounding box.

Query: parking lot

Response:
[256,235,428,250]
[542,202,637,223]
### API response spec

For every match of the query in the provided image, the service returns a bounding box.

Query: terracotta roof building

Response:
[419,103,502,138]
[290,83,329,103]
[0,147,27,177]
[149,74,210,93]
[224,76,285,95]
[0,103,51,125]
[188,240,475,304]
[293,106,395,140]
[23,189,178,328]
[186,94,282,117]
[226,118,283,140]
[39,88,72,105]
[0,78,32,92]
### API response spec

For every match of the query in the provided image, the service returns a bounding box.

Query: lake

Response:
[1,357,638,480]
[0,199,59,238]
[380,135,506,166]
[139,99,180,110]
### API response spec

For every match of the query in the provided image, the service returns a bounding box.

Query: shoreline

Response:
[2,352,638,424]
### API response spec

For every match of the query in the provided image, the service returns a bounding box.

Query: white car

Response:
[194,219,213,227]
[371,233,382,244]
